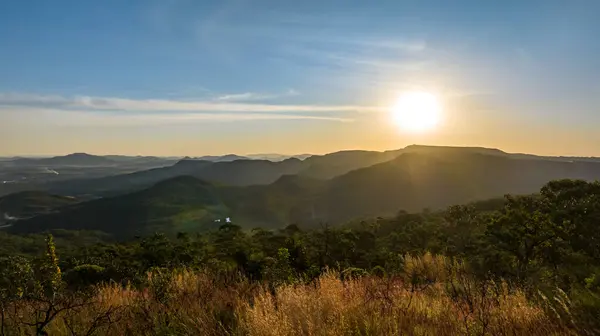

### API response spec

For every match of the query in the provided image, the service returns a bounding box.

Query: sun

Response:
[392,91,442,133]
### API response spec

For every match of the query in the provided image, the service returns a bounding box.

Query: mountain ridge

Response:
[11,148,600,237]
[19,145,600,200]
[13,153,116,167]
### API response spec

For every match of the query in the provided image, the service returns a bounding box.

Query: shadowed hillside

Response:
[9,176,228,237]
[46,160,215,197]
[220,174,326,228]
[46,158,306,197]
[0,191,78,219]
[317,151,600,222]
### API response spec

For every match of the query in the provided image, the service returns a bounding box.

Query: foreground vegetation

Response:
[0,258,577,335]
[1,179,600,334]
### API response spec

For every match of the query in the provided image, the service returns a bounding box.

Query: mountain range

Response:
[6,145,600,238]
[38,145,593,198]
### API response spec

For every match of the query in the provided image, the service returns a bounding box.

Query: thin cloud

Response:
[0,92,383,113]
[216,92,269,101]
[0,92,68,105]
[195,7,428,54]
[215,89,299,102]
[1,106,354,127]
[326,53,432,72]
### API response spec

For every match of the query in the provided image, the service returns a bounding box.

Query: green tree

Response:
[484,195,558,285]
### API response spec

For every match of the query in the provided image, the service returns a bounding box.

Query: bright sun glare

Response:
[392,91,442,133]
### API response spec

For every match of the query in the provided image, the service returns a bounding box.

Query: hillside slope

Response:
[0,191,78,219]
[47,158,306,197]
[47,160,215,197]
[316,152,600,222]
[10,176,228,237]
[221,174,325,227]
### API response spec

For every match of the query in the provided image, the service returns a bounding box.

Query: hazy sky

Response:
[1,0,600,156]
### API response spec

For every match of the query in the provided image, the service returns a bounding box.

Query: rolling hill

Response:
[219,174,325,228]
[0,191,79,219]
[9,176,228,237]
[46,159,215,197]
[45,158,306,197]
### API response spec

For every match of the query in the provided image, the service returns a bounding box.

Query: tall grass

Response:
[0,255,579,335]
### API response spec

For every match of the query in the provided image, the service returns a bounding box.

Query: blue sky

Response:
[1,0,600,156]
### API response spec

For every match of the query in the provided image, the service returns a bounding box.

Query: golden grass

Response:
[1,255,578,335]
[240,272,570,336]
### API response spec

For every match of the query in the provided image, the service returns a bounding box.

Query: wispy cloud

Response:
[187,2,430,73]
[7,106,354,127]
[142,1,435,96]
[216,92,267,102]
[215,89,299,102]
[194,6,428,54]
[0,92,381,113]
[0,92,385,126]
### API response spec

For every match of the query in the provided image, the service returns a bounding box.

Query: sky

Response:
[1,0,600,156]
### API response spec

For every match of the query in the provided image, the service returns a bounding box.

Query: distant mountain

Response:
[293,154,314,160]
[396,145,508,157]
[46,159,214,197]
[102,155,179,164]
[0,154,180,198]
[194,154,248,162]
[193,158,305,186]
[298,150,400,179]
[10,153,179,168]
[45,157,307,197]
[14,153,116,167]
[245,153,313,161]
[182,153,313,162]
[32,146,532,198]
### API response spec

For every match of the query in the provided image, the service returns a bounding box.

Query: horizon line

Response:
[3,144,600,160]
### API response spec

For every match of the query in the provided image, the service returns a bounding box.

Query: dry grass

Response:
[0,255,578,335]
[241,272,570,336]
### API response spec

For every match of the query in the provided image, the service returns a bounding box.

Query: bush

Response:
[64,264,107,290]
